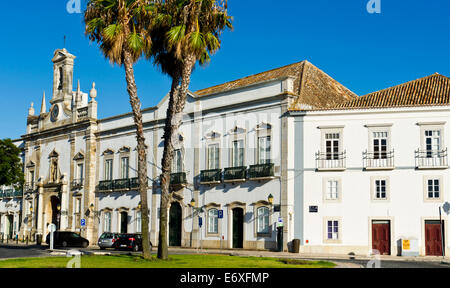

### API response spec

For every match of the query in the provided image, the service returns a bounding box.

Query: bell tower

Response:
[51,48,76,108]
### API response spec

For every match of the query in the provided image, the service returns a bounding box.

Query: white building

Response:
[6,48,448,256]
[291,73,450,256]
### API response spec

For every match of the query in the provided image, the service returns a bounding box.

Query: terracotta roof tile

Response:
[194,61,357,109]
[325,73,450,110]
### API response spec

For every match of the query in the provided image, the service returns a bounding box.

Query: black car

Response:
[113,234,152,252]
[45,231,89,248]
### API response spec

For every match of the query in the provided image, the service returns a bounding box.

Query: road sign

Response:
[277,217,284,228]
[218,210,223,219]
[81,219,86,227]
[48,223,57,233]
[199,217,203,227]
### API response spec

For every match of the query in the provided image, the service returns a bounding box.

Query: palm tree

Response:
[84,0,154,260]
[153,0,232,260]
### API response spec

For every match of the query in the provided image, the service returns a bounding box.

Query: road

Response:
[0,244,449,268]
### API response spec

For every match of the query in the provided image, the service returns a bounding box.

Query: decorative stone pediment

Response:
[118,146,131,154]
[26,161,36,168]
[205,131,221,139]
[102,149,114,156]
[73,152,85,161]
[230,126,246,135]
[257,123,272,130]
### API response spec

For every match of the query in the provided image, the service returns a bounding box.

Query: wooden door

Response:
[372,220,391,255]
[232,208,244,249]
[169,202,182,247]
[425,220,444,256]
[120,212,128,234]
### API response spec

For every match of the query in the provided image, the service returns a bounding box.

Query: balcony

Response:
[0,189,22,199]
[415,149,448,169]
[113,179,131,190]
[248,163,275,180]
[316,151,346,171]
[170,172,187,187]
[200,169,222,185]
[224,166,247,183]
[98,180,114,192]
[71,179,84,190]
[24,183,35,193]
[363,150,395,170]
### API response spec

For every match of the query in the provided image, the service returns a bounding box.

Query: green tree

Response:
[152,0,233,260]
[0,139,24,189]
[84,0,154,260]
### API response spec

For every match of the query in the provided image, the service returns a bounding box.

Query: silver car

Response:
[98,232,120,250]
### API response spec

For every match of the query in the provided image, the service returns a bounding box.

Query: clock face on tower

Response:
[50,104,59,122]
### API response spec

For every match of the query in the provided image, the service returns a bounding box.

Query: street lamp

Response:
[138,201,142,210]
[268,194,274,205]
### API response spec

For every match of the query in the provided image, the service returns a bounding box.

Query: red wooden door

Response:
[372,221,391,255]
[425,221,444,256]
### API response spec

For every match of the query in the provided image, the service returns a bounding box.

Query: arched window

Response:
[135,211,142,233]
[257,207,270,233]
[104,211,112,233]
[208,209,218,234]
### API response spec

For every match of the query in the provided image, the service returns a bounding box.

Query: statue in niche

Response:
[58,67,63,91]
[50,158,58,182]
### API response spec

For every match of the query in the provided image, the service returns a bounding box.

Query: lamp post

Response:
[268,194,274,206]
[29,206,33,244]
[190,199,203,250]
[57,204,61,230]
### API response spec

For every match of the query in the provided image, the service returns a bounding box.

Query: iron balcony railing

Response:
[224,166,247,182]
[315,151,346,170]
[24,183,35,193]
[415,148,448,168]
[71,179,84,190]
[363,150,395,169]
[200,169,222,184]
[98,180,114,191]
[248,163,275,179]
[170,172,187,186]
[0,189,22,199]
[114,179,130,190]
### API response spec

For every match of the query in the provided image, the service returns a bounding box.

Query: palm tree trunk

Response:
[157,55,196,260]
[123,49,152,260]
[158,74,181,260]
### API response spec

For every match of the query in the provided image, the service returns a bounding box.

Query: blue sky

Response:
[1,0,449,139]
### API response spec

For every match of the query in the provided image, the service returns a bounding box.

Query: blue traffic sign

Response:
[218,210,224,219]
[81,219,86,227]
[199,217,203,227]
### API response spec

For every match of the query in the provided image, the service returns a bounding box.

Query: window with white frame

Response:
[375,179,387,199]
[208,209,218,234]
[105,159,113,181]
[258,136,271,164]
[75,198,81,214]
[373,131,388,159]
[232,140,244,167]
[327,220,339,240]
[172,149,183,173]
[257,207,270,234]
[325,133,340,160]
[136,211,142,233]
[427,178,441,199]
[207,144,220,170]
[120,156,129,179]
[425,130,442,156]
[104,211,112,232]
[326,180,339,200]
[76,163,84,181]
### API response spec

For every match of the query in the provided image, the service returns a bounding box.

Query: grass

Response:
[0,254,336,268]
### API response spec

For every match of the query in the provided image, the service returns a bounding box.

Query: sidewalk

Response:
[165,247,450,265]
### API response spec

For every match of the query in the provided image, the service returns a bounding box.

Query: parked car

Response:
[113,233,153,252]
[97,232,120,250]
[45,231,89,248]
